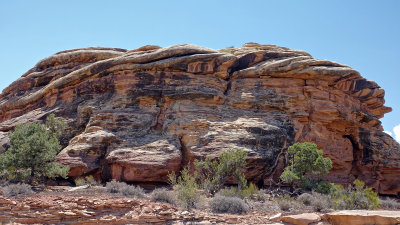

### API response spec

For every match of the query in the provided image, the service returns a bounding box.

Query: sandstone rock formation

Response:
[0,43,399,195]
[280,213,321,225]
[323,210,400,225]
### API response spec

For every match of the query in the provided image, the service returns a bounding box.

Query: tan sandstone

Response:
[280,213,321,225]
[0,43,398,194]
[323,210,400,225]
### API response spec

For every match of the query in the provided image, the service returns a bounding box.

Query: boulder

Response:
[280,213,321,225]
[323,210,400,225]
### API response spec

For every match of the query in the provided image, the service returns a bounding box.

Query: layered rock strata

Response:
[0,43,399,195]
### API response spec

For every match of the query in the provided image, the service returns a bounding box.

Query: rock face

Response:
[0,43,399,195]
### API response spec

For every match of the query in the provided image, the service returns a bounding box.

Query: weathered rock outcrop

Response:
[0,43,399,194]
[323,210,400,225]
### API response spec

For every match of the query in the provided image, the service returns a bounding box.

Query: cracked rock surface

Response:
[0,43,399,195]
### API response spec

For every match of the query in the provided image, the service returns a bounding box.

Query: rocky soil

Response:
[0,186,399,225]
[0,43,399,195]
[0,186,294,224]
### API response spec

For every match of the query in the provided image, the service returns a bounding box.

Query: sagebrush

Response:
[105,180,144,198]
[2,183,33,197]
[209,195,248,214]
[297,193,313,206]
[380,197,400,210]
[297,192,331,212]
[151,188,177,205]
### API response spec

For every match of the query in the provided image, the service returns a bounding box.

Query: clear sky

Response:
[1,0,399,140]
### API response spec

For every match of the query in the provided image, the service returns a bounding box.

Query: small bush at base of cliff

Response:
[217,183,264,201]
[275,194,298,212]
[169,167,200,210]
[310,192,331,212]
[151,188,177,205]
[194,148,248,196]
[297,193,313,205]
[380,197,400,210]
[331,179,380,210]
[277,198,292,211]
[209,195,248,214]
[105,180,144,198]
[2,183,33,197]
[74,175,100,187]
[296,192,331,212]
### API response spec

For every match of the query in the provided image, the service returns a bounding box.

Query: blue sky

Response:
[1,0,399,139]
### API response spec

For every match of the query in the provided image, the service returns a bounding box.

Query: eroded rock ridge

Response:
[0,43,398,195]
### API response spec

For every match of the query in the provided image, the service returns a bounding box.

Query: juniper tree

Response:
[280,142,332,193]
[0,114,68,183]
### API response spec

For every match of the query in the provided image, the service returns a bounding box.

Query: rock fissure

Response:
[223,81,232,96]
[178,136,191,171]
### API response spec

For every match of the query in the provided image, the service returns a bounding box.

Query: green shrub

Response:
[218,187,239,198]
[242,183,259,198]
[0,168,31,183]
[2,183,33,197]
[170,167,200,210]
[380,197,400,210]
[105,180,144,198]
[331,179,380,210]
[221,47,234,54]
[194,148,248,195]
[280,142,332,193]
[151,188,177,205]
[45,113,66,138]
[74,178,86,186]
[74,175,100,186]
[218,183,261,200]
[167,171,177,186]
[0,114,68,183]
[167,149,250,209]
[277,194,295,201]
[315,180,334,194]
[209,195,248,214]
